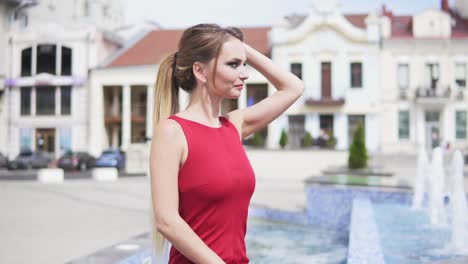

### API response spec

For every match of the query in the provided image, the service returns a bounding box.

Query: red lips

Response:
[234,84,244,91]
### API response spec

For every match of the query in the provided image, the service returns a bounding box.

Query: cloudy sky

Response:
[121,0,455,28]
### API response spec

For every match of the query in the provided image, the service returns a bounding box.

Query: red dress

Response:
[168,115,256,264]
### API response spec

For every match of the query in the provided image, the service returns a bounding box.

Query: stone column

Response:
[146,84,154,138]
[121,85,131,150]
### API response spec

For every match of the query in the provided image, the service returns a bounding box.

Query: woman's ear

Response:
[192,62,207,84]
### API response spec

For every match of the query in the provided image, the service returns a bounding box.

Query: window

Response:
[61,86,71,115]
[59,127,72,153]
[398,111,410,139]
[246,84,268,107]
[426,63,439,89]
[61,47,72,75]
[397,64,409,90]
[20,87,31,115]
[456,111,467,139]
[455,63,466,88]
[36,86,55,115]
[290,63,302,80]
[20,128,32,152]
[21,47,32,77]
[350,62,362,88]
[37,44,56,74]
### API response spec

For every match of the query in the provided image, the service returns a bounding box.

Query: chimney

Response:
[381,4,393,19]
[441,0,449,12]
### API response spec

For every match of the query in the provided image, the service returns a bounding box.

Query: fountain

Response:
[412,147,429,209]
[450,150,468,252]
[428,146,446,226]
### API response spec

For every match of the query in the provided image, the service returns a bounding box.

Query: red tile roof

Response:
[284,14,367,29]
[345,15,367,29]
[384,9,468,39]
[109,27,271,67]
[389,16,413,38]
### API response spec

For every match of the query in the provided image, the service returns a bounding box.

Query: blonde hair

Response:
[150,24,244,255]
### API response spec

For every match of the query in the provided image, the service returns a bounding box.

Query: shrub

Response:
[327,135,337,148]
[279,129,288,149]
[348,122,368,169]
[251,132,264,147]
[302,132,313,147]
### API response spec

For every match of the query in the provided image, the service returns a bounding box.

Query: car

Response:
[95,149,125,170]
[0,153,8,169]
[57,151,96,171]
[8,150,53,170]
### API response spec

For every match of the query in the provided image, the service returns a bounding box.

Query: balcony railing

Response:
[305,97,345,106]
[415,86,451,98]
[414,86,451,106]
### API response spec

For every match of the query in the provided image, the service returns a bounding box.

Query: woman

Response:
[150,24,304,264]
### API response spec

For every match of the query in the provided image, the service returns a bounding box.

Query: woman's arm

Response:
[227,43,304,138]
[150,119,225,264]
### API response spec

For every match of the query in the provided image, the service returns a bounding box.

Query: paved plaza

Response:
[1,151,467,264]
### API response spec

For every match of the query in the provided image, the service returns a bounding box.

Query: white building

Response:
[268,0,381,151]
[2,0,124,159]
[88,28,271,173]
[0,1,39,155]
[380,0,468,153]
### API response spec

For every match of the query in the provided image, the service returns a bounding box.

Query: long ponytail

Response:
[150,53,179,257]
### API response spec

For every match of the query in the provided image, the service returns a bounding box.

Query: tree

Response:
[348,122,368,169]
[279,129,288,149]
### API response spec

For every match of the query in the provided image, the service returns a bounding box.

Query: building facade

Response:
[380,0,468,153]
[268,0,381,151]
[2,0,124,159]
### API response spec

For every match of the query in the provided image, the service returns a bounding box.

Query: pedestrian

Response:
[150,23,304,263]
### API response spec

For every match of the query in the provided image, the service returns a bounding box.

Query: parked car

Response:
[8,150,53,170]
[95,149,125,170]
[57,151,96,171]
[0,153,8,169]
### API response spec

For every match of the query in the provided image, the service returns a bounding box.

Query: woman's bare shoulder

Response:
[152,118,185,146]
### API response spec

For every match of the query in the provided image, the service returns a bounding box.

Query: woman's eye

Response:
[228,62,239,68]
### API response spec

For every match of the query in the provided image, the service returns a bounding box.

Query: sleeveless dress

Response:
[168,115,256,264]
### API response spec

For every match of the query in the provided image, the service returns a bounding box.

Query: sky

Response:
[121,0,456,29]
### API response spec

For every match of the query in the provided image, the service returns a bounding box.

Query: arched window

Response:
[61,46,72,76]
[37,44,56,74]
[21,47,32,77]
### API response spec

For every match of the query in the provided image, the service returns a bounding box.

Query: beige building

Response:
[380,0,468,153]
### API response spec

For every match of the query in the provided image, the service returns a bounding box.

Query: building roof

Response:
[108,27,271,68]
[284,14,367,29]
[383,7,468,39]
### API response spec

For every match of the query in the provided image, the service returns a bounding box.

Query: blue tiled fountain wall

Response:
[305,184,412,231]
[119,184,414,264]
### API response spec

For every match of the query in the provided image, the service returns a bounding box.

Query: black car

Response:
[57,151,96,171]
[8,150,53,170]
[0,153,8,169]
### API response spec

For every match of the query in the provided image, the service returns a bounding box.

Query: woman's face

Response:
[206,37,249,99]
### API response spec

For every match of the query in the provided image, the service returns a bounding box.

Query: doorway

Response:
[36,128,55,154]
[425,111,441,150]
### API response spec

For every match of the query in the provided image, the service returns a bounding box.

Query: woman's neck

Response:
[183,86,223,125]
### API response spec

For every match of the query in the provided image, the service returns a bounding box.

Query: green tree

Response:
[279,129,288,149]
[348,122,368,169]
